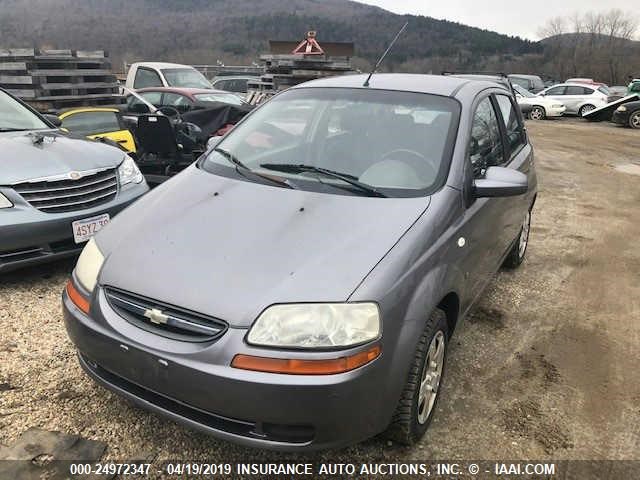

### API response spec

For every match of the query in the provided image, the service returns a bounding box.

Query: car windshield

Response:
[0,91,49,131]
[162,68,212,89]
[61,111,121,136]
[513,84,535,98]
[194,92,244,105]
[201,87,460,198]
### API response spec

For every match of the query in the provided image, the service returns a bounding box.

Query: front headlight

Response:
[117,155,143,186]
[75,238,105,292]
[0,193,13,209]
[247,303,381,349]
[617,105,627,112]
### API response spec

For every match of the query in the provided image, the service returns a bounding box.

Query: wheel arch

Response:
[437,292,460,335]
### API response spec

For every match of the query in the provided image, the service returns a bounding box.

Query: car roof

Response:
[131,62,195,70]
[509,74,541,79]
[290,73,508,98]
[135,87,229,95]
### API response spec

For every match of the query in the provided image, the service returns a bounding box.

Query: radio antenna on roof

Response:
[363,21,408,87]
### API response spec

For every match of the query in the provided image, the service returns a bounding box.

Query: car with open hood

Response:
[63,73,537,450]
[513,84,566,120]
[0,88,148,273]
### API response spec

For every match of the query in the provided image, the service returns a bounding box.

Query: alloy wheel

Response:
[417,330,445,424]
[519,211,531,259]
[529,107,545,120]
[580,104,595,116]
[630,112,640,129]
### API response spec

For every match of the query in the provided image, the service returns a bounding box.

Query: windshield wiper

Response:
[214,148,295,189]
[0,128,30,132]
[260,163,387,198]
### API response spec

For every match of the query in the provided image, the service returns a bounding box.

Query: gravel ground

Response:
[1,118,639,470]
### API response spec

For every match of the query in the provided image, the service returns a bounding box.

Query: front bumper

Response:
[611,110,629,125]
[0,183,148,273]
[62,287,393,451]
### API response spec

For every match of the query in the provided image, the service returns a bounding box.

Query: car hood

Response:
[0,130,124,185]
[98,166,431,327]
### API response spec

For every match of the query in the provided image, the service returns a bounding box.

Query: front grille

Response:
[104,288,228,342]
[13,168,118,213]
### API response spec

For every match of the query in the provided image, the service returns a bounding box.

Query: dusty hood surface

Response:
[98,166,430,327]
[0,130,124,185]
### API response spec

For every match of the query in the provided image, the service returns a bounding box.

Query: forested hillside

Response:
[0,0,540,72]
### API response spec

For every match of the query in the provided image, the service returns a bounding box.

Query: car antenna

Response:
[363,21,408,87]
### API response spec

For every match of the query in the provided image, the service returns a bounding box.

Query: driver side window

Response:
[469,97,504,179]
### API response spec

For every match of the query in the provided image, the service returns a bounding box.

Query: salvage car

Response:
[58,107,137,154]
[63,73,537,450]
[538,83,609,116]
[0,88,148,273]
[612,100,640,129]
[513,84,565,120]
[126,87,246,114]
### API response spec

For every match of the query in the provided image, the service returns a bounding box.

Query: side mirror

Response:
[42,114,62,127]
[474,166,528,198]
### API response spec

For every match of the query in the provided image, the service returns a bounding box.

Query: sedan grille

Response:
[13,168,118,213]
[105,288,228,342]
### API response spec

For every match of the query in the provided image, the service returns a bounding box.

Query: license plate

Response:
[72,213,110,244]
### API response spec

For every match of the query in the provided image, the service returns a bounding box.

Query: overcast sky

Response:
[358,1,639,40]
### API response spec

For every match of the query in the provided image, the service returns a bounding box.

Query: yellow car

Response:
[58,107,136,154]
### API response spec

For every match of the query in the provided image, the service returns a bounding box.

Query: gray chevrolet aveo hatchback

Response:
[63,74,537,450]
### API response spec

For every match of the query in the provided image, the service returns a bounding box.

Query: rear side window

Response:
[566,86,592,95]
[495,95,526,157]
[61,111,121,136]
[134,68,163,88]
[469,97,504,178]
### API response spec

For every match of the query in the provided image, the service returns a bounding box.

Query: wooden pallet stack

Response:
[0,49,121,111]
[246,32,354,104]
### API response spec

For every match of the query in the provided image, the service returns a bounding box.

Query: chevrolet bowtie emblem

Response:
[144,308,169,325]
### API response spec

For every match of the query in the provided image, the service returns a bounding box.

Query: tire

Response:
[384,309,448,445]
[503,209,531,269]
[528,106,546,120]
[579,104,595,117]
[628,111,640,129]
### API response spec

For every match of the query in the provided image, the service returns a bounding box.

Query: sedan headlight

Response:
[117,155,143,186]
[247,303,381,349]
[75,238,105,292]
[0,192,13,209]
[617,105,627,112]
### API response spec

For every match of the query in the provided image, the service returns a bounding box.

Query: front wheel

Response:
[528,106,546,120]
[384,309,448,445]
[579,104,595,117]
[503,209,531,269]
[628,111,640,129]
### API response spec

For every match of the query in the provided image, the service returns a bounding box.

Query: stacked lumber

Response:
[0,49,121,111]
[246,33,354,105]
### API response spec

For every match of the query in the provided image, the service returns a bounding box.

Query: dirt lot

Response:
[1,119,639,466]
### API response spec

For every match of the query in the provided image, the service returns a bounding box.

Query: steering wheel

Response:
[157,106,182,124]
[380,149,438,183]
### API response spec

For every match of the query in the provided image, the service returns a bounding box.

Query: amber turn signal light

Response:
[231,345,381,375]
[66,279,90,314]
